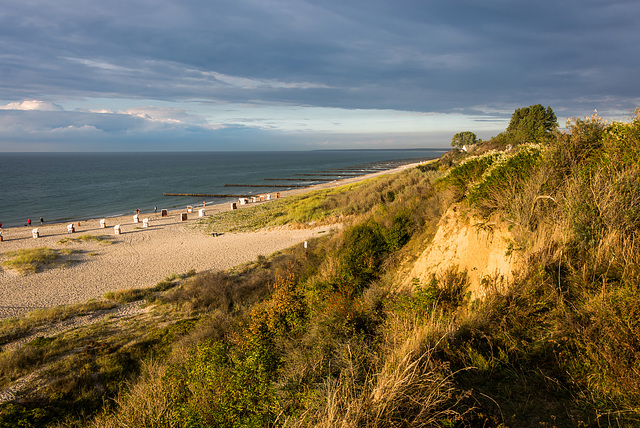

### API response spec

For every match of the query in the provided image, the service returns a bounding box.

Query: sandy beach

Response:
[0,162,423,320]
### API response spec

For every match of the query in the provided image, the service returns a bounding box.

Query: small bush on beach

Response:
[57,234,113,245]
[1,247,63,275]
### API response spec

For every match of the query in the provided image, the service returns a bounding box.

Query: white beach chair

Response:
[32,228,39,239]
[199,209,205,217]
[100,219,106,228]
[67,224,75,233]
[142,218,149,228]
[114,225,121,235]
[133,214,139,223]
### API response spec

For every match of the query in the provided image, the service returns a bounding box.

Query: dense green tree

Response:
[506,104,558,143]
[451,131,478,147]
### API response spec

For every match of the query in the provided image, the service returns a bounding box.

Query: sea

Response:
[0,149,447,228]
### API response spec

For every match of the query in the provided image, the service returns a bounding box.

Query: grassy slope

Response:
[2,113,640,427]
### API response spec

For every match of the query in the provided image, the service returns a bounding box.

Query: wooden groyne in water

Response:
[318,168,386,172]
[164,193,253,198]
[293,173,363,177]
[263,178,337,181]
[164,159,422,198]
[224,184,310,188]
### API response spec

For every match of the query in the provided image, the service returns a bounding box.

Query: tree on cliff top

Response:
[451,131,478,148]
[506,104,558,143]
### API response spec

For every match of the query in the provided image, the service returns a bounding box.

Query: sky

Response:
[1,0,639,151]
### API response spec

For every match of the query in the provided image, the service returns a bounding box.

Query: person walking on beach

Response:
[27,218,31,226]
[40,217,44,225]
[136,208,140,214]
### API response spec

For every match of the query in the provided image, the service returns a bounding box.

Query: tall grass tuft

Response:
[1,247,61,274]
[58,235,113,245]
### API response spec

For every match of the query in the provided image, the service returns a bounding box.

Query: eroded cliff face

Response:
[400,206,518,300]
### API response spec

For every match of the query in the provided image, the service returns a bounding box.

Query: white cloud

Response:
[88,108,116,114]
[207,71,330,90]
[63,57,136,73]
[120,106,193,125]
[0,100,64,111]
[51,124,101,133]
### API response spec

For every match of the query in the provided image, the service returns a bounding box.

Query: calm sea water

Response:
[0,150,446,228]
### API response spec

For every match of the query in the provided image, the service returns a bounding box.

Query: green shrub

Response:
[562,115,640,244]
[395,278,439,315]
[398,271,468,316]
[470,144,543,199]
[168,340,278,427]
[385,210,413,251]
[337,221,388,297]
[558,113,606,168]
[565,285,640,407]
[249,273,308,339]
[440,151,503,199]
[468,144,545,215]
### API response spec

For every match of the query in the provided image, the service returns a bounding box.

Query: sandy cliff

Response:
[400,205,519,300]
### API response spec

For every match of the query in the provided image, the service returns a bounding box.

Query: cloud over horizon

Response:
[1,0,639,151]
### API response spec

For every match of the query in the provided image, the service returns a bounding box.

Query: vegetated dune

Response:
[400,205,518,299]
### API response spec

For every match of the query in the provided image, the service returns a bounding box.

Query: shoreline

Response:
[0,161,426,320]
[0,158,429,233]
[0,154,441,229]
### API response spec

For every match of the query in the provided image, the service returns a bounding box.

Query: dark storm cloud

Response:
[1,0,639,150]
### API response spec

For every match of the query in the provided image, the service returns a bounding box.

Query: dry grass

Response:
[93,361,179,428]
[0,300,117,346]
[366,317,466,427]
[57,234,113,245]
[1,247,68,275]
